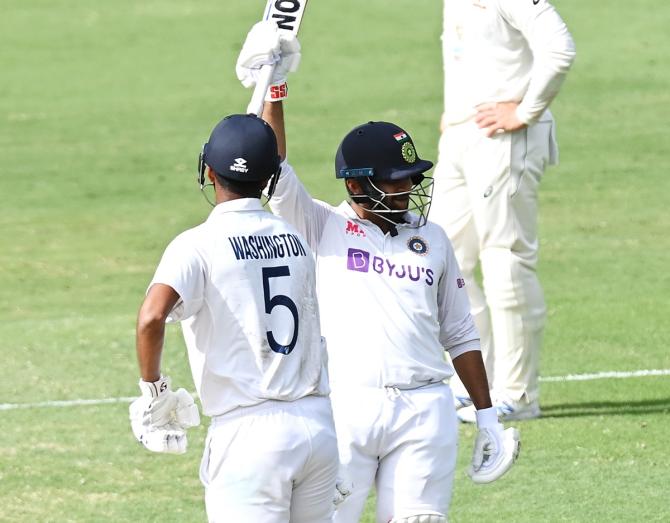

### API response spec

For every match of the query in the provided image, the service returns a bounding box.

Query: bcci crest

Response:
[407,236,428,256]
[401,142,416,164]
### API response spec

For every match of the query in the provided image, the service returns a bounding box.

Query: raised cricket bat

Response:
[246,0,309,116]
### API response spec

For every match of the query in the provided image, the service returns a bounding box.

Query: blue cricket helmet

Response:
[201,114,280,183]
[335,121,433,184]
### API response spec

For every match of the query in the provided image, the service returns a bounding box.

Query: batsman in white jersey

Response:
[431,0,576,422]
[269,121,522,523]
[269,112,521,522]
[129,110,339,522]
[234,22,521,522]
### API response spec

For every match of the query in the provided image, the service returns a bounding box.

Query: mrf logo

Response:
[345,220,366,237]
[347,248,370,272]
[266,0,307,32]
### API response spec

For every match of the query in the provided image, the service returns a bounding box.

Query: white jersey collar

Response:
[208,198,265,219]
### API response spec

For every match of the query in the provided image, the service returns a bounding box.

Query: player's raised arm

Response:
[263,100,286,161]
[236,21,334,249]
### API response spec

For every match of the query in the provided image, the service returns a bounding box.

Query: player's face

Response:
[375,178,414,210]
[347,176,422,230]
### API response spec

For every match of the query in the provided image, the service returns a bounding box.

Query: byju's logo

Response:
[346,248,435,286]
[230,158,249,173]
[347,248,370,272]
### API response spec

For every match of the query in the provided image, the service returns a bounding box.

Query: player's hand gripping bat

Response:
[246,0,309,116]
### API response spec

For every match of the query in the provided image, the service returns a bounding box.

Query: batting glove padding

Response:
[129,376,200,454]
[468,407,520,484]
[236,20,301,98]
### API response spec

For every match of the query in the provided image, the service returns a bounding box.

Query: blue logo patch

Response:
[407,236,429,256]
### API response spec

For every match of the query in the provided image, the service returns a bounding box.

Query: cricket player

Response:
[236,21,520,523]
[431,0,576,422]
[128,109,339,522]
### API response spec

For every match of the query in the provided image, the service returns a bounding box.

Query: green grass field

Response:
[1,0,669,521]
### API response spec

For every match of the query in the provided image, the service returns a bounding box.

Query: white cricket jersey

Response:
[442,0,576,125]
[269,163,480,390]
[150,198,329,417]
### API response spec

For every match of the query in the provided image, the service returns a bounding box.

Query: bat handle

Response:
[247,64,276,117]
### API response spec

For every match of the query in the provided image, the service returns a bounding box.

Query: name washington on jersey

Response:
[228,233,307,260]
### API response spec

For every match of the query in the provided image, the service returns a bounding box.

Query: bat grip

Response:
[247,64,276,117]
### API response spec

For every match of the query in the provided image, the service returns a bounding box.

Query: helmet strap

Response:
[262,165,282,205]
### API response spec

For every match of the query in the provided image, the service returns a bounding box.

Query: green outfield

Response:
[1,0,669,521]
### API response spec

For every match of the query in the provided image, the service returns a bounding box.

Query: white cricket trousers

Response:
[199,395,338,523]
[431,115,557,403]
[331,383,458,523]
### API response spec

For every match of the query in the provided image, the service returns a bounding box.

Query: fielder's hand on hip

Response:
[236,20,301,101]
[475,102,526,137]
[129,376,200,454]
[468,407,520,484]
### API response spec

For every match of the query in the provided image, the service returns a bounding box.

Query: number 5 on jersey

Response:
[262,266,299,355]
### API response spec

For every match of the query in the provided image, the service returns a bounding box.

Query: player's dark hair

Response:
[214,171,268,198]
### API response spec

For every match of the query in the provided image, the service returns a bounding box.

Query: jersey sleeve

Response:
[149,232,206,323]
[269,160,335,251]
[436,228,481,358]
[496,0,576,125]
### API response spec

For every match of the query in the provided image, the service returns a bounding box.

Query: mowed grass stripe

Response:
[2,368,668,411]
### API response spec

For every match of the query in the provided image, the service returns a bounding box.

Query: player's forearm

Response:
[135,284,180,382]
[452,350,492,410]
[516,53,575,124]
[136,311,166,383]
[262,100,286,161]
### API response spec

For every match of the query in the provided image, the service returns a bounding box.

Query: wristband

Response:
[138,376,169,399]
[475,406,499,429]
[265,81,288,102]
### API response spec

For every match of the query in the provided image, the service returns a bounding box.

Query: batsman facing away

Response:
[128,14,520,523]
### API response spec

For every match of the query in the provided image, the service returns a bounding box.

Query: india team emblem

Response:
[407,236,428,256]
[401,142,416,164]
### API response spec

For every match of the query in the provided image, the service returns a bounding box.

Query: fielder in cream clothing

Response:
[431,0,576,422]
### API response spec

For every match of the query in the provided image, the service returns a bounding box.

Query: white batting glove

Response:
[235,20,301,101]
[129,376,200,455]
[468,406,520,484]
